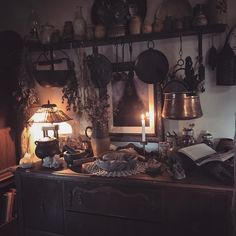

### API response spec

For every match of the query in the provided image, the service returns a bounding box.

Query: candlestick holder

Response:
[140,141,148,156]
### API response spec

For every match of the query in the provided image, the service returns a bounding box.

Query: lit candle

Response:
[141,114,146,142]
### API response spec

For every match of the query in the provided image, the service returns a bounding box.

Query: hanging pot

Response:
[216,25,236,86]
[162,92,203,120]
[86,47,113,88]
[134,41,169,84]
[34,137,60,159]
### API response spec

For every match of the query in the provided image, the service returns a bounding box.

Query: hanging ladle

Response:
[121,43,128,81]
[113,44,122,81]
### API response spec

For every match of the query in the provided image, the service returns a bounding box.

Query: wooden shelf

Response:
[27,24,227,51]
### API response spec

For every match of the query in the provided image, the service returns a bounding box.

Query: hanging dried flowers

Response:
[61,60,83,112]
[15,46,39,122]
[75,48,110,130]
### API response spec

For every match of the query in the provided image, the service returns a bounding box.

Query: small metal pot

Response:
[35,137,60,159]
[162,92,203,120]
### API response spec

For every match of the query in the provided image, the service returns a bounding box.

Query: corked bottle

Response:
[73,6,87,40]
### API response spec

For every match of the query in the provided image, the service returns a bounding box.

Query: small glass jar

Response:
[39,24,54,44]
[181,128,196,147]
[202,132,214,148]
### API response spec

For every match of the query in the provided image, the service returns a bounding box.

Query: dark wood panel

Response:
[162,187,231,236]
[25,228,63,236]
[65,181,162,222]
[0,218,18,236]
[65,211,163,236]
[22,176,64,235]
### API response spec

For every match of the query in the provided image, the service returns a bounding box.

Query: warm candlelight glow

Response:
[141,113,146,142]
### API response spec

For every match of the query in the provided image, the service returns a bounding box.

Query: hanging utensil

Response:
[208,34,218,70]
[113,44,122,81]
[134,40,169,84]
[121,43,128,81]
[86,46,112,88]
[128,42,134,80]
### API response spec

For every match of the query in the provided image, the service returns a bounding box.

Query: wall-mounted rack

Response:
[26,24,226,52]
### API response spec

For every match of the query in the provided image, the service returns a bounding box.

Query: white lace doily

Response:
[83,161,147,177]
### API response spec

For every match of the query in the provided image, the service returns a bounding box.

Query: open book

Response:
[178,143,234,166]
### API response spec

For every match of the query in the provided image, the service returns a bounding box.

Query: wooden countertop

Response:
[15,160,234,192]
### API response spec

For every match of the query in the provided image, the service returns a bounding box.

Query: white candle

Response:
[141,114,146,142]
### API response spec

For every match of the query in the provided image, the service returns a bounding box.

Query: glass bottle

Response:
[73,6,87,40]
[27,9,40,40]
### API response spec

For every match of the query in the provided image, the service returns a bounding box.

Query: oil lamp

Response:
[28,101,72,161]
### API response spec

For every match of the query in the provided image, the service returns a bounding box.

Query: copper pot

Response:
[162,92,203,120]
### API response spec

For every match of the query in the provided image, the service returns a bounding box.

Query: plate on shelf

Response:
[91,0,146,27]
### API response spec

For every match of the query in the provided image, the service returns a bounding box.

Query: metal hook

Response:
[129,42,133,62]
[179,34,183,58]
[147,40,155,49]
[177,34,184,67]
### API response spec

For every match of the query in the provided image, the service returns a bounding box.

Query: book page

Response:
[178,143,217,161]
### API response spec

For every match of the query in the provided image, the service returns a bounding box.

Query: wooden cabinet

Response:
[16,173,64,236]
[15,167,233,236]
[0,172,17,236]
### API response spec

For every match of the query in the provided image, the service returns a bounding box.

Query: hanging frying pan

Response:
[86,47,113,88]
[134,41,169,84]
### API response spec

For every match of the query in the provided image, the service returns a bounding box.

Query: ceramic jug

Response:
[85,126,110,157]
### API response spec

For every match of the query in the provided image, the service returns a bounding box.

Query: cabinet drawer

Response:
[64,182,162,222]
[163,188,231,236]
[65,211,163,236]
[22,176,64,234]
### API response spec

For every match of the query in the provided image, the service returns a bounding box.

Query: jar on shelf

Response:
[193,4,208,26]
[62,21,74,41]
[73,6,87,40]
[27,9,40,38]
[181,126,196,147]
[129,16,142,35]
[201,131,214,148]
[39,24,54,44]
[94,24,106,39]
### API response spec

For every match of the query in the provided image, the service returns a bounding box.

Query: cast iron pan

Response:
[86,48,112,88]
[134,42,169,84]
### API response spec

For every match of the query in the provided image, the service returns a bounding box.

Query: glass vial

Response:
[27,9,40,40]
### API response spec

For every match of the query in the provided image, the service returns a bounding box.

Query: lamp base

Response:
[42,156,63,169]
